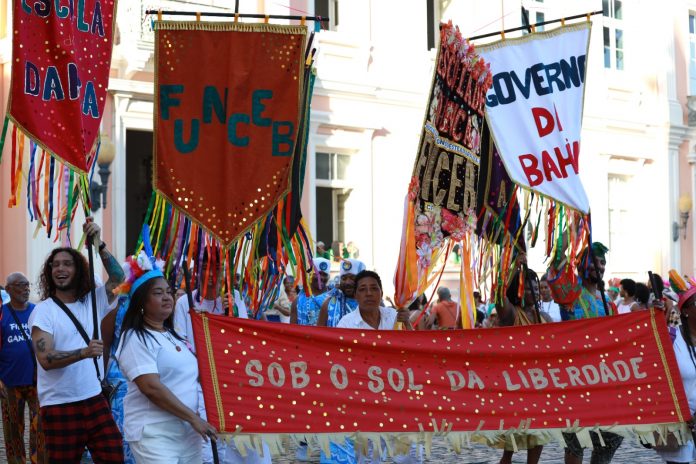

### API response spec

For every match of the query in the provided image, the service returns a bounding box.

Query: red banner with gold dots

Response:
[9,0,116,173]
[154,22,307,247]
[192,309,691,445]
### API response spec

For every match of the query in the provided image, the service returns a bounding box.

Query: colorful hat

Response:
[313,257,331,274]
[339,259,365,277]
[113,251,164,298]
[668,269,696,310]
[113,225,164,298]
[591,242,609,260]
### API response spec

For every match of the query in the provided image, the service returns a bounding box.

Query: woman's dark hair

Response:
[506,268,540,309]
[651,273,665,296]
[680,315,696,371]
[408,294,427,311]
[635,283,650,306]
[679,293,696,370]
[354,270,382,290]
[120,277,183,347]
[620,278,637,297]
[39,247,92,301]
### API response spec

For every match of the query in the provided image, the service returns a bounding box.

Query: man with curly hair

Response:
[29,220,125,463]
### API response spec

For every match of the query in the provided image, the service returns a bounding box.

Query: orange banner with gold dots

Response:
[154,22,307,247]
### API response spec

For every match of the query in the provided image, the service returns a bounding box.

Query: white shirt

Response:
[337,306,397,330]
[617,302,634,315]
[173,290,248,353]
[29,286,110,406]
[655,328,696,462]
[540,300,561,323]
[117,329,200,442]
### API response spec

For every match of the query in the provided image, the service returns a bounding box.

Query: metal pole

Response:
[467,9,602,41]
[183,264,220,464]
[146,9,327,22]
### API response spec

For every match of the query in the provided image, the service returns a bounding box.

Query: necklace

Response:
[161,330,182,352]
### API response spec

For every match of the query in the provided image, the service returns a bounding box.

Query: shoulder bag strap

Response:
[50,296,102,381]
[5,305,36,368]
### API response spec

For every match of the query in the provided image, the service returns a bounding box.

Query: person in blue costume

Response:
[102,296,135,464]
[290,257,331,326]
[317,259,365,327]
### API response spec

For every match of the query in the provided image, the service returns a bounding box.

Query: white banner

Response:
[478,23,591,213]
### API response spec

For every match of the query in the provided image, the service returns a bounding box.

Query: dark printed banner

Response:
[411,23,491,226]
[475,121,523,246]
[9,0,116,173]
[394,22,493,323]
[192,310,690,438]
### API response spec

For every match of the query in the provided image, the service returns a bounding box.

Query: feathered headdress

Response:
[668,269,696,310]
[113,225,164,297]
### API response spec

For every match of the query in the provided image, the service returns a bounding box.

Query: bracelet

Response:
[99,241,107,252]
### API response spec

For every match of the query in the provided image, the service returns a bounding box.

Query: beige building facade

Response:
[0,0,695,298]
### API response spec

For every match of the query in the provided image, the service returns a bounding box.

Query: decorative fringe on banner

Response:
[136,191,316,318]
[472,192,591,306]
[206,422,692,460]
[394,186,591,327]
[1,115,98,243]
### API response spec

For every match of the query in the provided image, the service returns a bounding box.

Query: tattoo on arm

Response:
[101,251,125,284]
[46,349,81,364]
[36,338,46,353]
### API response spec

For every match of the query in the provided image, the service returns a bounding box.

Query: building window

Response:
[607,174,633,269]
[315,151,354,257]
[316,187,351,247]
[535,11,545,31]
[315,0,339,31]
[603,0,624,70]
[689,14,696,95]
[316,152,351,181]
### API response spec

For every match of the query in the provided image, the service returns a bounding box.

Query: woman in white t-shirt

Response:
[117,271,217,464]
[654,277,696,464]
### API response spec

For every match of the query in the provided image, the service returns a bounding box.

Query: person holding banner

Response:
[337,271,412,331]
[29,221,125,463]
[654,271,696,464]
[116,252,218,463]
[547,242,624,464]
[495,267,548,464]
[335,270,421,463]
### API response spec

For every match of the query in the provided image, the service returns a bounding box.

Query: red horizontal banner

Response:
[192,310,690,435]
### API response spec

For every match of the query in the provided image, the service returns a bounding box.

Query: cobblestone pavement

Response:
[0,410,671,463]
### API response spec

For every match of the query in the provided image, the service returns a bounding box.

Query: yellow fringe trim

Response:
[213,422,692,458]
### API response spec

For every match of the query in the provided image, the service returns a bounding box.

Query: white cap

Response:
[339,259,366,277]
[313,257,331,274]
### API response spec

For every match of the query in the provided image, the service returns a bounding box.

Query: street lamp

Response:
[672,194,693,241]
[89,135,116,212]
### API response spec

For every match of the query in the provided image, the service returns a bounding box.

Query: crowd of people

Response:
[0,220,694,464]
